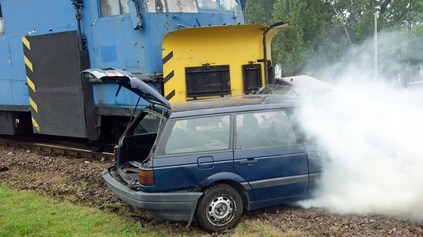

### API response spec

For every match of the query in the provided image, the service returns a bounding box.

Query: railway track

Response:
[0,136,114,161]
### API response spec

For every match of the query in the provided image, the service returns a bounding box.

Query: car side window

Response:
[161,115,230,155]
[236,110,297,149]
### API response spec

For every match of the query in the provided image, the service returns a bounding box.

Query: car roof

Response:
[168,94,299,118]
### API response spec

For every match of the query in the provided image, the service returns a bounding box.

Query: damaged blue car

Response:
[92,69,321,232]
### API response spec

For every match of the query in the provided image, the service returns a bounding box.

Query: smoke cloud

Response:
[297,31,423,222]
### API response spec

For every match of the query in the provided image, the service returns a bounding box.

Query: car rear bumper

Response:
[102,169,203,222]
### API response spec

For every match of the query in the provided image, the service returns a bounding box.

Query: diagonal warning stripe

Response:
[24,55,33,72]
[162,51,173,65]
[22,37,31,50]
[26,76,36,93]
[165,90,175,101]
[31,117,40,132]
[29,97,38,113]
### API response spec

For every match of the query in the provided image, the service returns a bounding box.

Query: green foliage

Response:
[244,0,275,24]
[414,24,423,37]
[244,0,423,77]
[271,0,336,75]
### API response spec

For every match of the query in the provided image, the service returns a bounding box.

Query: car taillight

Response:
[138,168,154,186]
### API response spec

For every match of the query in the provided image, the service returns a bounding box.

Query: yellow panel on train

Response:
[162,24,287,102]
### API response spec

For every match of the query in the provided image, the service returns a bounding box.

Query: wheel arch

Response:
[199,172,251,211]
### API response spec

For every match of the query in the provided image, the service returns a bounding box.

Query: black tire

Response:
[195,184,244,233]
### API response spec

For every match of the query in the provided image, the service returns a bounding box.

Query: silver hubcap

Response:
[207,195,235,226]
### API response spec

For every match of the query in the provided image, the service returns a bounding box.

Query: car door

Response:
[233,109,309,208]
[152,114,234,191]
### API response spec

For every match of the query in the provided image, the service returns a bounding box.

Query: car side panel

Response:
[234,144,309,208]
[149,150,235,192]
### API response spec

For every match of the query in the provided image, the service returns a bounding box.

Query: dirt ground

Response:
[0,146,422,236]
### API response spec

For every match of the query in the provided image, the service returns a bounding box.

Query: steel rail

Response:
[0,138,114,161]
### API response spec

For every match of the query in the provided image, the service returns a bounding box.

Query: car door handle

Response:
[239,159,257,165]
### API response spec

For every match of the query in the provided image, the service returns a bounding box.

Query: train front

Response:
[83,0,247,142]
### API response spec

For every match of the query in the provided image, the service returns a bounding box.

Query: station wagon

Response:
[99,70,321,232]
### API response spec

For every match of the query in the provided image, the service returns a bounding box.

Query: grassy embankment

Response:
[0,184,302,237]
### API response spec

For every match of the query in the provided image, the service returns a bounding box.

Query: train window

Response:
[198,0,217,9]
[0,4,4,35]
[220,0,240,11]
[242,64,262,94]
[185,65,231,97]
[145,0,198,13]
[100,0,130,17]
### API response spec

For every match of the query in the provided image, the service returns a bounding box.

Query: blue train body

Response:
[0,0,245,141]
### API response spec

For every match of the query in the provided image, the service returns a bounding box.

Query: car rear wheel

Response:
[195,184,243,232]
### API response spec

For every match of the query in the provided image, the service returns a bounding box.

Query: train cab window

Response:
[220,0,240,11]
[100,0,130,17]
[0,4,4,35]
[198,0,218,9]
[145,0,198,13]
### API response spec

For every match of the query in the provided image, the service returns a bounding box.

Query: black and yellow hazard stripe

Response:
[22,36,40,133]
[160,24,286,101]
[162,51,176,101]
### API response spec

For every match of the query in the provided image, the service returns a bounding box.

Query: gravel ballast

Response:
[0,146,421,236]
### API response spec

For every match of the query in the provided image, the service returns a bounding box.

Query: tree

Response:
[270,0,337,76]
[244,0,275,25]
[244,0,423,79]
[320,0,423,82]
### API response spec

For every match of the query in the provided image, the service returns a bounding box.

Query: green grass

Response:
[0,184,157,237]
[0,184,308,237]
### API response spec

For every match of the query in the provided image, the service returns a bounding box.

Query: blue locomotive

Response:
[0,0,285,144]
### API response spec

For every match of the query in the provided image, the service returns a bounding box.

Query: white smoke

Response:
[297,31,423,222]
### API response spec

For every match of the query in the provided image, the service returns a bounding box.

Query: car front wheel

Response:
[195,184,243,232]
